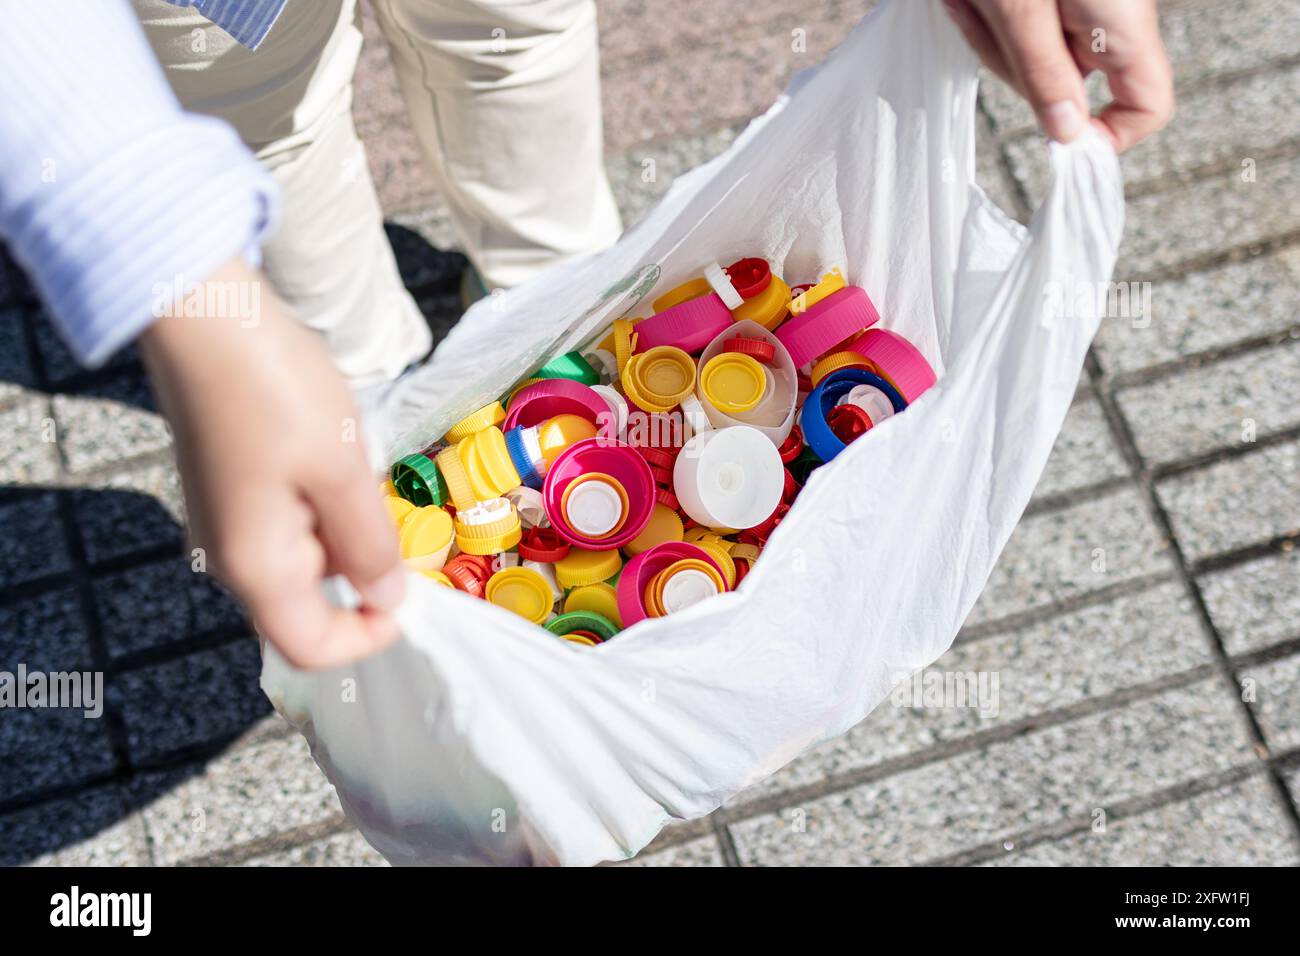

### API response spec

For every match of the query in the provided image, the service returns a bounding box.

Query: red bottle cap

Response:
[733,557,751,586]
[723,258,772,299]
[777,425,804,463]
[723,336,777,364]
[781,467,799,504]
[827,403,874,443]
[655,486,681,512]
[651,464,675,486]
[633,444,677,470]
[518,526,571,563]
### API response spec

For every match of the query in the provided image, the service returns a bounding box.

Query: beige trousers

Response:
[132,0,621,385]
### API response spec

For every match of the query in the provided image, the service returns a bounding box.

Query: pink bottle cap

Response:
[542,438,654,550]
[501,379,614,438]
[846,328,936,403]
[775,286,881,367]
[617,541,728,628]
[633,293,734,354]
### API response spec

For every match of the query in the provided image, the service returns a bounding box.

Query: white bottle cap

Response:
[660,568,720,613]
[838,384,896,425]
[564,478,624,537]
[584,348,619,385]
[505,486,548,528]
[680,392,713,439]
[521,426,546,475]
[704,261,744,310]
[522,560,563,601]
[673,425,783,529]
[591,384,629,437]
[460,497,512,525]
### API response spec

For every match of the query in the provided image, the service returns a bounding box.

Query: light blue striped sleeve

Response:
[0,0,280,368]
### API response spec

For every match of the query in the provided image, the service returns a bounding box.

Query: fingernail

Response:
[362,566,406,612]
[1042,100,1086,143]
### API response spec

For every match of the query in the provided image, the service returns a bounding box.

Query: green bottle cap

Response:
[391,453,448,507]
[545,610,619,642]
[788,447,824,487]
[535,351,600,386]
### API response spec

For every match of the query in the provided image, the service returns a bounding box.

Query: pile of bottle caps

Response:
[380,258,936,646]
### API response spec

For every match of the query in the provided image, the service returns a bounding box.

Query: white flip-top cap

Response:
[839,384,896,425]
[680,392,713,439]
[565,478,623,537]
[704,261,744,310]
[660,568,720,613]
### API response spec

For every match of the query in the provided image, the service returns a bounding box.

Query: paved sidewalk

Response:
[1,0,1298,866]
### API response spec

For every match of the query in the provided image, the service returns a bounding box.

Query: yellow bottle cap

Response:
[623,346,696,412]
[563,582,622,628]
[653,277,712,313]
[810,350,871,386]
[457,426,522,501]
[378,479,398,497]
[385,495,416,527]
[730,542,761,562]
[420,570,454,587]
[554,547,623,589]
[454,499,522,555]
[732,274,791,330]
[504,377,544,408]
[444,401,506,443]
[699,352,766,414]
[435,445,477,511]
[696,540,737,589]
[790,268,846,315]
[622,503,684,556]
[562,633,598,647]
[399,505,454,559]
[537,414,599,465]
[611,318,638,377]
[485,566,554,624]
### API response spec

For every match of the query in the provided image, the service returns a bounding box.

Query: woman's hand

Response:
[942,0,1174,152]
[141,257,405,669]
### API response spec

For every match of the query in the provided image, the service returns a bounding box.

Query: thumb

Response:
[977,0,1089,143]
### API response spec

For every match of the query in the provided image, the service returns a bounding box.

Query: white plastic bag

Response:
[261,0,1123,865]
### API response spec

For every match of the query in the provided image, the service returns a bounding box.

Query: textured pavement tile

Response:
[0,306,37,407]
[980,0,1300,134]
[1239,652,1300,753]
[1006,63,1300,203]
[1032,395,1130,500]
[0,395,60,486]
[1117,338,1300,465]
[730,678,1256,865]
[625,835,724,867]
[109,639,272,765]
[1157,439,1300,562]
[1119,155,1300,277]
[72,461,186,566]
[1093,246,1300,377]
[981,775,1300,866]
[51,374,169,475]
[743,581,1210,801]
[1199,548,1300,656]
[967,486,1173,627]
[0,588,93,674]
[240,828,388,867]
[133,735,341,865]
[0,786,148,867]
[0,707,117,806]
[94,558,247,661]
[0,492,71,588]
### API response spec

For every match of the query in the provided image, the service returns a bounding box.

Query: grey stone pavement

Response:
[1,0,1298,866]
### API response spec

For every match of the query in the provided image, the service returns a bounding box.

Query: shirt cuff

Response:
[9,114,280,368]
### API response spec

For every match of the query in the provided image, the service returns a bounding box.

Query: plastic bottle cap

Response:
[775,285,882,367]
[444,402,506,443]
[789,268,846,315]
[724,336,777,364]
[730,542,761,562]
[502,380,611,436]
[634,294,734,353]
[623,346,697,412]
[398,505,454,561]
[385,495,416,526]
[839,384,897,425]
[420,570,454,587]
[611,317,638,377]
[699,352,766,415]
[590,384,628,437]
[695,540,737,588]
[434,445,476,511]
[730,273,790,330]
[485,567,554,624]
[443,556,489,597]
[504,377,544,408]
[554,547,623,589]
[518,526,570,563]
[563,582,622,628]
[810,350,871,386]
[680,391,713,439]
[454,498,522,555]
[827,403,873,442]
[561,473,628,538]
[801,368,906,462]
[504,485,548,528]
[623,502,685,556]
[521,559,563,600]
[634,444,677,470]
[673,426,785,530]
[652,277,712,313]
[457,426,522,501]
[655,487,681,511]
[538,414,599,465]
[535,350,600,386]
[724,258,772,299]
[655,559,724,614]
[562,633,598,647]
[391,452,449,507]
[777,424,804,463]
[704,261,743,310]
[504,426,546,491]
[545,610,620,642]
[846,328,937,403]
[584,348,619,385]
